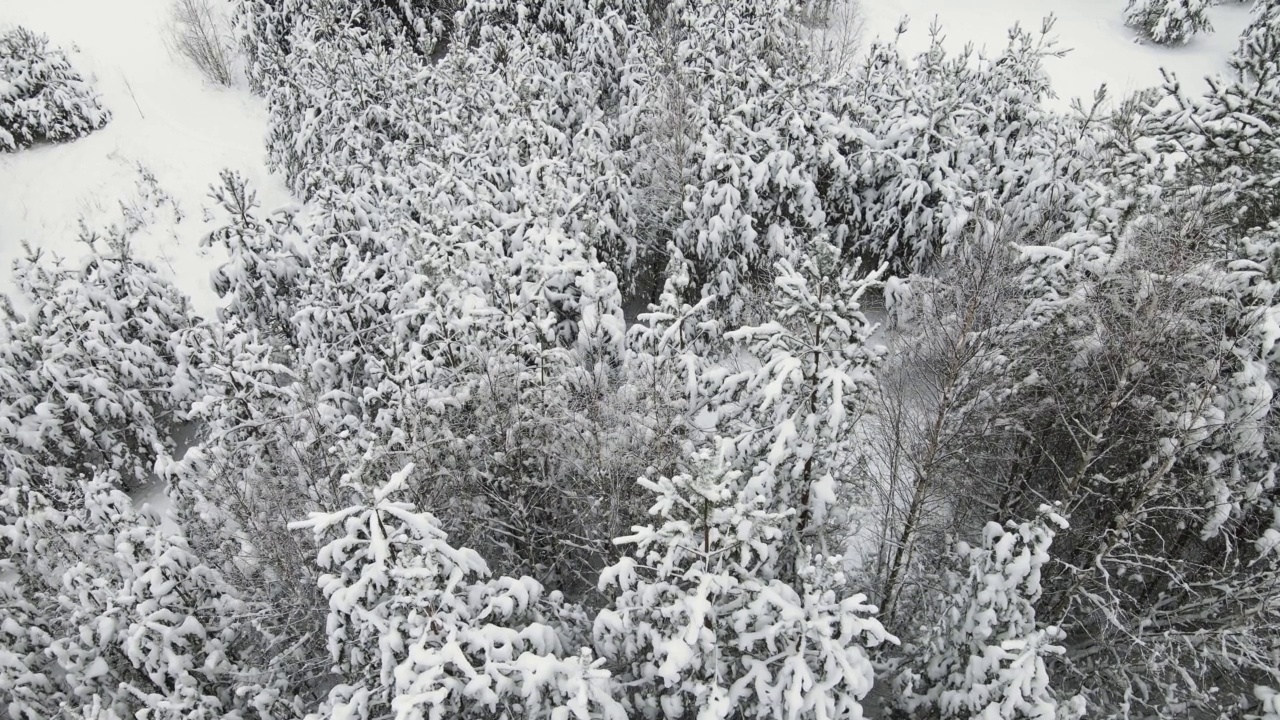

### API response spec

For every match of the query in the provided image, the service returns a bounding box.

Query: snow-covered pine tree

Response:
[843,18,1121,274]
[634,0,871,312]
[1240,0,1280,83]
[291,462,625,720]
[204,169,308,337]
[238,0,431,202]
[448,0,649,287]
[1134,0,1280,235]
[625,244,725,419]
[0,27,110,151]
[0,236,197,502]
[445,219,640,591]
[0,506,63,719]
[707,241,884,579]
[895,507,1080,720]
[846,21,986,273]
[0,192,217,720]
[41,478,292,719]
[1124,0,1213,45]
[1,469,294,719]
[593,444,893,720]
[180,164,433,589]
[235,0,454,94]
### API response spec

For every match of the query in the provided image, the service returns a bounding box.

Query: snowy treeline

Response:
[2,0,1280,718]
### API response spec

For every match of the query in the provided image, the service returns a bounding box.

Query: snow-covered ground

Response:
[0,0,288,318]
[861,0,1256,110]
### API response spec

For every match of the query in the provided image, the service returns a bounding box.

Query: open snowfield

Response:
[861,0,1256,109]
[0,0,288,318]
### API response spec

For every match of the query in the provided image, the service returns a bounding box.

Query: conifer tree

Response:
[1,473,293,719]
[0,236,197,503]
[291,463,625,720]
[594,444,892,720]
[707,242,884,577]
[1124,0,1213,45]
[1138,0,1280,233]
[0,27,110,151]
[896,507,1080,720]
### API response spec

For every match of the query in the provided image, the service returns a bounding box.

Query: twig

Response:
[121,73,145,119]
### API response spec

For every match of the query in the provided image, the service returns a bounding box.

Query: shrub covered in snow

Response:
[594,445,893,720]
[894,507,1080,720]
[1124,0,1213,45]
[1132,0,1280,234]
[0,27,110,152]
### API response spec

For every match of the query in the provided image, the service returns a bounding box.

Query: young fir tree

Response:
[1136,0,1280,234]
[618,0,877,310]
[895,507,1081,720]
[624,244,726,437]
[291,463,624,720]
[204,169,309,338]
[0,27,110,151]
[707,241,884,579]
[845,18,1118,274]
[593,444,892,720]
[43,479,291,719]
[1,471,293,719]
[1124,0,1213,45]
[0,236,197,503]
[0,498,63,719]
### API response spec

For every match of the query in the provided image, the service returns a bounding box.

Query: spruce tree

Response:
[896,508,1080,720]
[291,463,624,720]
[0,27,110,151]
[1124,0,1213,45]
[594,444,892,720]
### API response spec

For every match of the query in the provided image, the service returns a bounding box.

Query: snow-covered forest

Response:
[1,0,1279,718]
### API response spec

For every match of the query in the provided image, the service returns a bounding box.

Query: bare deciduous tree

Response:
[859,218,1029,625]
[165,0,238,86]
[800,0,866,81]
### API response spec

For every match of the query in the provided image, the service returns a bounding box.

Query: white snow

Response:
[0,0,288,318]
[860,0,1257,110]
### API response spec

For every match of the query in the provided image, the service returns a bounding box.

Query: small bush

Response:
[165,0,238,86]
[1125,0,1213,45]
[0,27,111,152]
